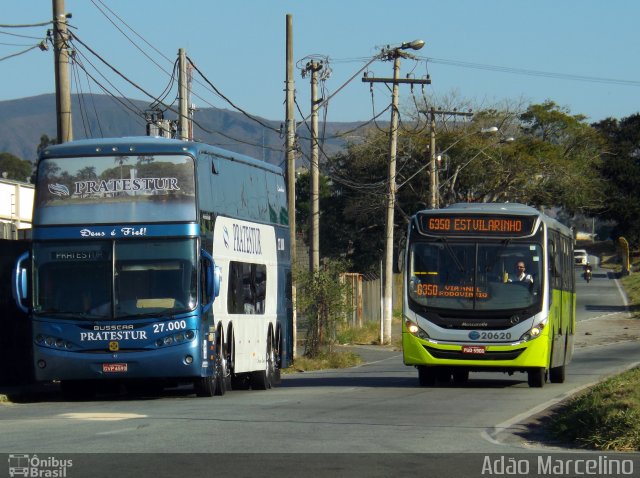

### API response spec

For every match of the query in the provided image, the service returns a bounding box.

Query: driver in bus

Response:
[511,261,534,284]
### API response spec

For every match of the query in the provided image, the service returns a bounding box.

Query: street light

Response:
[380,39,425,345]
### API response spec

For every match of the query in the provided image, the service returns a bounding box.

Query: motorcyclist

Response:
[583,262,593,282]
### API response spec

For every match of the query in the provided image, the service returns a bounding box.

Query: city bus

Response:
[402,203,575,387]
[12,136,292,397]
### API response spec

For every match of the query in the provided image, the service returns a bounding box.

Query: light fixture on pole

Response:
[363,40,427,344]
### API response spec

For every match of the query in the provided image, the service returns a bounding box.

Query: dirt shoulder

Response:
[575,312,640,348]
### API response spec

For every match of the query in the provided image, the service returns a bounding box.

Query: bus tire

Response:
[194,374,217,397]
[273,325,283,386]
[527,368,546,388]
[549,364,565,383]
[549,335,567,384]
[214,332,227,396]
[250,333,275,390]
[417,366,436,386]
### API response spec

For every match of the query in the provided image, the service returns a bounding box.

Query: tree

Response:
[593,113,640,245]
[295,259,351,358]
[37,134,57,154]
[0,152,33,182]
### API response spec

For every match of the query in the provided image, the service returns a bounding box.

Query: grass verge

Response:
[547,248,640,451]
[549,367,640,451]
[282,350,362,374]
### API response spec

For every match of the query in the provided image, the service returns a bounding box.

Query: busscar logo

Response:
[48,183,70,197]
[8,454,73,477]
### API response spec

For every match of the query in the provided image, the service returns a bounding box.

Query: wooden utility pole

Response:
[285,14,298,358]
[53,0,72,143]
[362,41,429,344]
[304,60,324,273]
[178,48,189,141]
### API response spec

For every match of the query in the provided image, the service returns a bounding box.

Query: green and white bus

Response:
[403,203,575,387]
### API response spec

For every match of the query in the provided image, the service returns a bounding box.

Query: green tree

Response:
[295,259,351,358]
[37,134,57,154]
[593,113,640,245]
[0,152,33,182]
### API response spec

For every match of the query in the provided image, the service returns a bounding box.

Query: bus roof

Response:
[39,136,283,175]
[417,202,572,236]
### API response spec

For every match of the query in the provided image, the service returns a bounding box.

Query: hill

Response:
[0,94,365,166]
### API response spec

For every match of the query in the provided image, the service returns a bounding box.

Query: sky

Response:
[2,0,640,126]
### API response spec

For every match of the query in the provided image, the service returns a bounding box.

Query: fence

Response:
[340,272,402,326]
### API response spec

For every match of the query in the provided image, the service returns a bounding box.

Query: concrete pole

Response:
[382,54,401,344]
[285,14,298,358]
[309,60,322,273]
[53,0,72,143]
[429,107,437,209]
[178,48,189,141]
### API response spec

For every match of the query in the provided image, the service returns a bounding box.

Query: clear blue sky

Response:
[3,0,639,125]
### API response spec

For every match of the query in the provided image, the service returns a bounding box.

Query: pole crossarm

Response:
[362,77,431,85]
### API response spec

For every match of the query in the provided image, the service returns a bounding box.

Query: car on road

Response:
[574,249,589,266]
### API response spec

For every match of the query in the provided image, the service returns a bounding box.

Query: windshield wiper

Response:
[439,237,466,273]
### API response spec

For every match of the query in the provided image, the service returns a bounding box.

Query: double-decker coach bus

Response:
[13,136,292,398]
[402,203,575,388]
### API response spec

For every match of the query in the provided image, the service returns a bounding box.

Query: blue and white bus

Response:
[13,136,292,397]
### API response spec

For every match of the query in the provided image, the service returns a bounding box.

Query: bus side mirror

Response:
[213,265,221,299]
[12,252,30,314]
[201,250,221,314]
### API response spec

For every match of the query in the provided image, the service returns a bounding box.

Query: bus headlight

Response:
[519,318,548,342]
[405,319,430,340]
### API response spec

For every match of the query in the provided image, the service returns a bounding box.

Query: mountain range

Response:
[0,94,365,167]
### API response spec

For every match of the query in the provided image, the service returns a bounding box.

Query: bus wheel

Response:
[250,334,274,390]
[214,334,227,397]
[194,373,217,397]
[273,326,282,386]
[527,368,546,388]
[549,364,566,383]
[452,369,469,385]
[417,366,436,387]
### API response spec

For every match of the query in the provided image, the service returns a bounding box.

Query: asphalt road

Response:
[1,261,638,477]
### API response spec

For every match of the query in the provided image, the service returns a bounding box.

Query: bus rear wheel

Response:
[527,368,546,388]
[250,334,275,390]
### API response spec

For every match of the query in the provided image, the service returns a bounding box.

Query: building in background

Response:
[0,177,33,239]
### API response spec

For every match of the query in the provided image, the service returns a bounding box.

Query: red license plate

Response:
[103,363,128,373]
[462,345,486,354]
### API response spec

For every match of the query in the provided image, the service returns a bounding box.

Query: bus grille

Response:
[423,345,525,361]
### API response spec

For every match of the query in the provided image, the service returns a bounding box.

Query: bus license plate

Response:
[103,363,128,373]
[462,345,486,354]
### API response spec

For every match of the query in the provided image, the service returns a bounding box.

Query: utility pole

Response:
[52,0,72,143]
[303,60,324,273]
[178,48,189,141]
[285,14,298,358]
[362,41,429,344]
[426,108,473,208]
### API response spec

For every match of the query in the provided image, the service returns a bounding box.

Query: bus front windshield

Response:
[34,238,198,320]
[408,240,543,312]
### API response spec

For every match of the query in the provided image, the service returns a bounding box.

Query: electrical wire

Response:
[188,57,280,133]
[421,56,640,87]
[0,21,52,28]
[0,43,41,62]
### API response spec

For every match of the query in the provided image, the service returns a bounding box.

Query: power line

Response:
[422,56,640,87]
[0,21,52,28]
